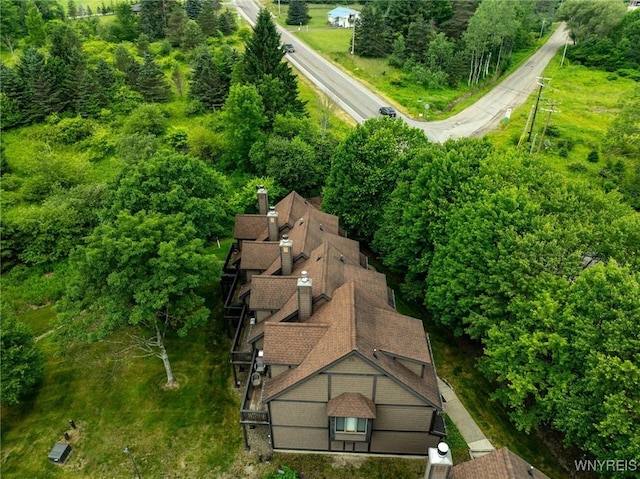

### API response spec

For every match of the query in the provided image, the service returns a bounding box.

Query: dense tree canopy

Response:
[104,152,233,240]
[322,118,430,241]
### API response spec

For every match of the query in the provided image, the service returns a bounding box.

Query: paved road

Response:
[234,0,568,143]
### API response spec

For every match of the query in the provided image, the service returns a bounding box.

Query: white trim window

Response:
[335,417,367,434]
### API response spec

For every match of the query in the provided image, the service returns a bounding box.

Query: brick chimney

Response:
[257,185,268,215]
[267,206,279,241]
[297,271,313,321]
[279,234,293,276]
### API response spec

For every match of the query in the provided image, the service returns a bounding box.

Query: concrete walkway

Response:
[438,377,495,459]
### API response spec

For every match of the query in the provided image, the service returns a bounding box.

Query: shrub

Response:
[587,149,599,163]
[54,117,95,145]
[567,162,588,173]
[166,128,189,152]
[122,104,168,137]
[116,134,159,163]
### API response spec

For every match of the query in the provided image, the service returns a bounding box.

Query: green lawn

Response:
[0,272,244,478]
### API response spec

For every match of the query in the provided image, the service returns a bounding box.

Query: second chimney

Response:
[279,235,293,276]
[297,271,313,321]
[257,185,269,215]
[267,206,279,241]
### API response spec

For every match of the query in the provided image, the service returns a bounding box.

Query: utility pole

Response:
[536,102,560,155]
[350,13,356,55]
[527,77,551,142]
[560,35,569,67]
[517,105,535,149]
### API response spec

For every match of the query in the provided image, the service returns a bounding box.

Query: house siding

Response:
[397,358,423,376]
[278,374,328,401]
[270,365,289,377]
[330,374,374,400]
[325,356,378,375]
[271,401,326,427]
[374,405,433,431]
[272,426,328,450]
[374,376,426,406]
[370,431,436,454]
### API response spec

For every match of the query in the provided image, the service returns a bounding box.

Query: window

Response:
[335,417,366,434]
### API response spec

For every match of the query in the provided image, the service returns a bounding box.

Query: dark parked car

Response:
[379,106,396,117]
[284,43,295,53]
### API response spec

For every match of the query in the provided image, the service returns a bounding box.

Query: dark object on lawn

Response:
[379,106,397,117]
[69,419,76,429]
[48,443,72,464]
[64,432,70,441]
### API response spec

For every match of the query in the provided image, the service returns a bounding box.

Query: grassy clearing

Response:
[486,61,637,184]
[1,275,243,479]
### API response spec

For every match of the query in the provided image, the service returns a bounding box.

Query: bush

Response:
[54,117,95,145]
[587,149,599,163]
[166,128,189,152]
[122,104,168,137]
[116,134,159,163]
[188,126,223,161]
[567,162,588,173]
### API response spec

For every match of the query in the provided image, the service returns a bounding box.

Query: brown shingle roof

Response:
[263,322,329,365]
[327,393,376,419]
[240,242,280,271]
[234,214,267,240]
[262,281,441,408]
[276,191,339,233]
[249,276,299,311]
[246,241,388,344]
[449,448,551,479]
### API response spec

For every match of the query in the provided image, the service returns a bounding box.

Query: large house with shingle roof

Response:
[222,188,445,454]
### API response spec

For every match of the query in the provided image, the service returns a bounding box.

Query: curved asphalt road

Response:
[234,0,568,143]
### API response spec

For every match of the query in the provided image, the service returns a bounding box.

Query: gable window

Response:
[335,417,367,434]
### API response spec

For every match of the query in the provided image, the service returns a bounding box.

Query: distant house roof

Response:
[449,447,551,479]
[328,7,358,18]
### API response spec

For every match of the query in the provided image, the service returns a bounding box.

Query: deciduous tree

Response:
[0,314,44,406]
[58,211,217,388]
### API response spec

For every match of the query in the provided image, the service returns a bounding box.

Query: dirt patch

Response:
[331,454,367,468]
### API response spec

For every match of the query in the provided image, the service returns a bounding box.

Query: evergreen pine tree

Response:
[182,20,204,50]
[166,2,188,47]
[135,53,172,102]
[197,0,218,36]
[25,1,46,47]
[353,4,390,58]
[405,14,431,62]
[188,46,228,110]
[0,62,26,128]
[243,9,306,123]
[114,44,140,87]
[218,10,237,36]
[185,0,202,20]
[68,0,77,18]
[48,21,86,113]
[286,0,309,26]
[16,48,59,123]
[139,0,175,40]
[76,68,102,117]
